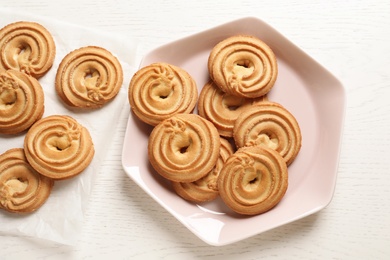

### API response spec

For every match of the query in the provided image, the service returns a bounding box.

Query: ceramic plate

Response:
[121,17,346,246]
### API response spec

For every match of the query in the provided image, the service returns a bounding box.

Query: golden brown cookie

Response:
[198,80,267,137]
[55,46,123,109]
[172,137,234,203]
[0,148,54,213]
[218,146,288,215]
[148,113,220,183]
[0,70,44,134]
[129,63,198,126]
[24,115,95,180]
[208,35,277,98]
[0,21,56,78]
[233,102,302,166]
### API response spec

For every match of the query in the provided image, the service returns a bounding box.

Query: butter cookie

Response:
[148,114,220,183]
[55,46,123,108]
[0,148,53,213]
[198,80,267,137]
[172,137,234,203]
[233,102,301,165]
[24,115,94,180]
[0,70,44,134]
[0,21,55,78]
[218,146,288,215]
[208,35,277,98]
[129,63,198,126]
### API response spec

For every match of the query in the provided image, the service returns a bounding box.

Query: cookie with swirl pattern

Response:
[208,35,277,98]
[0,148,54,213]
[233,101,302,166]
[55,46,123,109]
[0,21,56,78]
[218,145,288,215]
[171,137,234,203]
[198,80,267,137]
[148,113,220,183]
[0,70,44,134]
[129,63,198,126]
[24,115,95,180]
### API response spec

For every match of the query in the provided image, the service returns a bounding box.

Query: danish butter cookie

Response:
[129,63,198,126]
[148,114,220,183]
[208,35,277,98]
[172,137,234,203]
[24,115,95,180]
[218,146,288,215]
[0,21,56,78]
[0,70,44,134]
[0,148,54,213]
[198,80,267,137]
[55,46,123,108]
[233,102,302,165]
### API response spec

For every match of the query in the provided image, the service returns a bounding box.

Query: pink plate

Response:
[121,17,346,246]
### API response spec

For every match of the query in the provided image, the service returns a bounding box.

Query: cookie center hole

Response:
[0,89,17,105]
[84,69,100,87]
[249,177,258,184]
[180,145,189,154]
[223,95,244,111]
[228,105,239,111]
[236,59,252,69]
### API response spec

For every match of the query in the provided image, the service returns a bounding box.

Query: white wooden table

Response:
[1,0,390,259]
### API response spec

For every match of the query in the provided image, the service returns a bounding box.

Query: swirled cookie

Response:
[172,137,234,203]
[24,115,95,180]
[0,70,44,134]
[148,114,220,182]
[0,21,56,78]
[55,46,123,109]
[208,35,277,98]
[198,80,267,137]
[218,146,288,215]
[233,102,302,165]
[0,148,54,213]
[129,63,198,126]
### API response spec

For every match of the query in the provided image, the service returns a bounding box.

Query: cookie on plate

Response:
[171,137,234,203]
[148,113,220,183]
[198,80,267,137]
[208,35,277,98]
[129,63,198,126]
[233,101,302,165]
[218,145,288,215]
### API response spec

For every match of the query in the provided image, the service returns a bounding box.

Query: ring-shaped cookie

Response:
[148,114,220,183]
[24,115,95,180]
[0,21,56,78]
[0,148,54,213]
[198,80,267,137]
[172,137,234,203]
[208,35,277,98]
[129,63,198,126]
[233,102,302,165]
[218,146,288,215]
[0,70,44,134]
[55,46,123,108]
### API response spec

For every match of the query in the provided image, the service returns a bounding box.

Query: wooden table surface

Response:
[1,0,390,259]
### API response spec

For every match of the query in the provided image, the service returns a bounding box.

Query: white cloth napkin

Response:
[0,9,139,245]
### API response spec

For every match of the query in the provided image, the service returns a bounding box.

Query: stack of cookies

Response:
[0,21,124,213]
[129,35,302,216]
